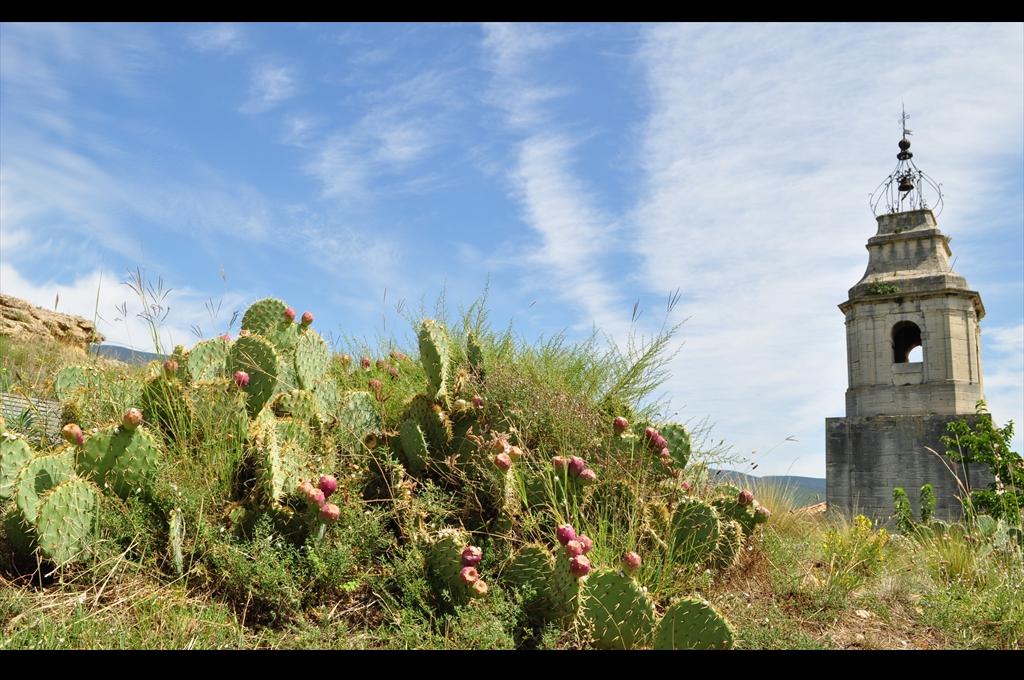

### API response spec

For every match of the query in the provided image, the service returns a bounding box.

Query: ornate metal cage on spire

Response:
[869,108,944,217]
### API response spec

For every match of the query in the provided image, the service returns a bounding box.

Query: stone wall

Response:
[826,414,994,523]
[0,294,104,353]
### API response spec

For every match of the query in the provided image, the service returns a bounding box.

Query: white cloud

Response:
[189,24,244,54]
[239,65,298,114]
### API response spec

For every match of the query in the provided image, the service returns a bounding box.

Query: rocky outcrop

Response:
[0,294,105,353]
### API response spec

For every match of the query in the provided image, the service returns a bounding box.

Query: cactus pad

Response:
[336,391,382,451]
[405,394,451,449]
[295,330,330,391]
[503,545,552,611]
[658,422,692,469]
[581,569,656,649]
[400,420,429,473]
[79,425,161,500]
[55,366,98,403]
[653,598,736,650]
[550,550,582,625]
[711,520,745,570]
[425,529,468,605]
[186,337,232,382]
[0,435,34,502]
[274,389,319,425]
[3,504,36,555]
[418,319,451,404]
[16,453,75,524]
[241,298,288,336]
[35,478,99,565]
[229,335,279,418]
[467,331,485,376]
[169,508,185,576]
[311,379,341,416]
[671,498,721,565]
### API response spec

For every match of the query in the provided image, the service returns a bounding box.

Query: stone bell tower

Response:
[826,112,992,521]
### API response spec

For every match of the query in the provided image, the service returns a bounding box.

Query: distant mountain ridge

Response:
[90,344,161,366]
[710,469,826,508]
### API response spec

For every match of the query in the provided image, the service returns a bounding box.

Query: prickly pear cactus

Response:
[503,545,553,611]
[671,498,721,565]
[653,598,735,650]
[55,366,98,403]
[549,550,583,626]
[79,425,161,500]
[0,434,35,502]
[186,337,232,383]
[35,478,99,565]
[273,389,319,425]
[295,329,330,391]
[425,529,469,605]
[405,394,451,450]
[15,453,75,524]
[229,334,279,418]
[418,319,451,404]
[311,379,341,417]
[658,422,692,470]
[466,331,485,377]
[400,420,429,473]
[581,569,656,649]
[335,391,382,451]
[2,505,36,554]
[241,298,288,336]
[250,412,309,505]
[711,520,745,570]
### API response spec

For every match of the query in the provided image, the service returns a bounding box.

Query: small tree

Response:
[942,401,1022,525]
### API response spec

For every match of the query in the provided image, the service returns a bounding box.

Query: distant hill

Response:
[710,469,826,508]
[89,344,161,366]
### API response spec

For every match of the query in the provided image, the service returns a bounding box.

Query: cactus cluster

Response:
[0,407,164,565]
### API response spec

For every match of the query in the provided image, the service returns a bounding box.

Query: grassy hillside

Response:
[0,297,1021,650]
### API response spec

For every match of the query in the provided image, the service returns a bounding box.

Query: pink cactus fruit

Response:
[738,489,755,506]
[577,535,594,554]
[284,308,297,322]
[461,546,483,567]
[659,448,672,464]
[297,480,315,498]
[460,566,480,585]
[681,481,692,493]
[754,505,771,523]
[552,456,566,471]
[301,311,314,326]
[318,475,338,498]
[369,378,384,398]
[61,423,84,446]
[122,408,143,431]
[306,487,326,508]
[653,435,668,451]
[389,367,399,378]
[508,445,523,461]
[567,456,585,477]
[389,350,408,361]
[644,427,658,444]
[469,579,488,597]
[570,555,591,578]
[494,452,512,472]
[492,439,510,455]
[556,523,576,546]
[376,358,388,368]
[623,551,642,572]
[565,540,584,558]
[472,395,484,409]
[220,334,231,341]
[578,468,597,485]
[163,359,178,376]
[339,353,353,366]
[613,416,629,434]
[234,371,250,388]
[319,503,341,524]
[239,329,251,337]
[360,356,371,369]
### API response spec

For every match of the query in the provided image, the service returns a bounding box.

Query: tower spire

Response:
[869,107,944,217]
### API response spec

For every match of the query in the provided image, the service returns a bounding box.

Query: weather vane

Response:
[869,105,944,217]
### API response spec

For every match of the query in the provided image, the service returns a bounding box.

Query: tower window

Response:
[892,321,922,363]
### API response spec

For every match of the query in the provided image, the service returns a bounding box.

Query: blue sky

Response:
[2,23,1021,476]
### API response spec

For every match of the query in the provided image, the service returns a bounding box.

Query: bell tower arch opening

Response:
[892,321,922,363]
